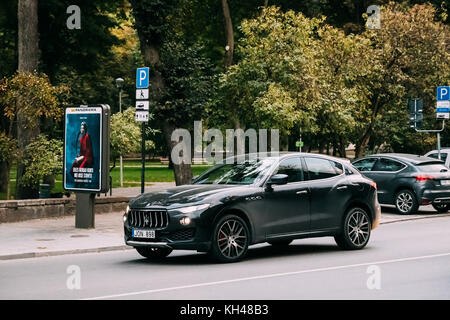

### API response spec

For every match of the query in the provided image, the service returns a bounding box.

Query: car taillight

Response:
[415,175,434,182]
[370,181,377,190]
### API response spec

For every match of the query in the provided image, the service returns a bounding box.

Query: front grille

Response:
[168,228,196,241]
[129,210,169,229]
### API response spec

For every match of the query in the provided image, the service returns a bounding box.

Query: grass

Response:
[0,164,212,200]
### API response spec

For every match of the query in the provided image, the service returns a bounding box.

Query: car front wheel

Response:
[335,207,371,250]
[209,214,250,263]
[395,189,418,215]
[135,247,172,259]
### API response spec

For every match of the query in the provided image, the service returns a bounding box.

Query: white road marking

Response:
[83,252,450,300]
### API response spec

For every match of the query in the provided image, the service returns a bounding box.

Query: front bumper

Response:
[123,208,212,252]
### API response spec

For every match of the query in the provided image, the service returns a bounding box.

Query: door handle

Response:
[336,185,348,190]
[296,190,309,195]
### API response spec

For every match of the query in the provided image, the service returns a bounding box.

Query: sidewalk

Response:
[0,201,449,261]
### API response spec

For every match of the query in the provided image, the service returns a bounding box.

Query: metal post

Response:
[119,89,123,187]
[141,122,145,194]
[75,193,95,228]
[438,132,441,160]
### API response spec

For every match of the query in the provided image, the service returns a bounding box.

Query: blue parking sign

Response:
[136,67,149,89]
[437,86,450,101]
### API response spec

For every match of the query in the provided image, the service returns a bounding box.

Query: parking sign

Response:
[136,67,149,89]
[437,86,450,101]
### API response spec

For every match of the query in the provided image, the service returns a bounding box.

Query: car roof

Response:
[223,152,350,164]
[363,153,444,165]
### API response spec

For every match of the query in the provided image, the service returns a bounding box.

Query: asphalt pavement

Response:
[0,209,449,299]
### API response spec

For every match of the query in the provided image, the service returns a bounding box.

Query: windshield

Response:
[193,158,276,185]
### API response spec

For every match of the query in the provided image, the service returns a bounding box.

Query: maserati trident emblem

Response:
[144,215,150,226]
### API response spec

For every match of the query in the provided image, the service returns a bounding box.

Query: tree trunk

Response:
[221,0,234,68]
[133,14,192,186]
[0,161,10,196]
[221,0,241,130]
[16,0,40,199]
[163,121,192,185]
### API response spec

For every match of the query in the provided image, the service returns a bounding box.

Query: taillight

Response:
[370,181,377,190]
[415,175,434,182]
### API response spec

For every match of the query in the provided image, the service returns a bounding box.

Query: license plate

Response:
[132,229,155,239]
[441,180,450,185]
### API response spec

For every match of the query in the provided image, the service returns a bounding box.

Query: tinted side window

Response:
[304,157,343,180]
[352,158,378,172]
[274,157,304,183]
[372,158,405,172]
[428,153,448,163]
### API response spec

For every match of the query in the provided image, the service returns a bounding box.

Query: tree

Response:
[353,2,450,157]
[130,0,216,185]
[16,0,40,199]
[0,72,68,198]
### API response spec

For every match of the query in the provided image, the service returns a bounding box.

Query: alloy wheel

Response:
[396,192,414,213]
[347,209,370,247]
[216,218,248,259]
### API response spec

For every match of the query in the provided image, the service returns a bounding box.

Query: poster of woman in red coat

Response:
[70,122,94,176]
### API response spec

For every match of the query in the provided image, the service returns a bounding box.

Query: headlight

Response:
[124,206,131,222]
[177,204,210,214]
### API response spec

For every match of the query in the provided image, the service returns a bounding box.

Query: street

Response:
[1,214,449,300]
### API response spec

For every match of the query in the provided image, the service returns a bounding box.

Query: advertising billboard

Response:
[64,105,110,193]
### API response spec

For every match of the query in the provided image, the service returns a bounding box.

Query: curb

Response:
[0,245,132,261]
[1,213,450,261]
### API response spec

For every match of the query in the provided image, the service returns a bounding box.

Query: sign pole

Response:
[141,122,145,194]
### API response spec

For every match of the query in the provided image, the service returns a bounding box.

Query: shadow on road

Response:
[120,242,344,266]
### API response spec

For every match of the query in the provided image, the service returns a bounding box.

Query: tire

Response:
[135,247,172,259]
[268,239,293,246]
[334,207,371,250]
[209,214,250,263]
[395,189,418,215]
[432,203,449,213]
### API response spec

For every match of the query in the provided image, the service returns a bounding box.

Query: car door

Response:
[263,157,310,237]
[366,157,406,204]
[302,157,351,230]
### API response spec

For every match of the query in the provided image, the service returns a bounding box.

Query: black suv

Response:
[124,153,380,262]
[352,153,450,214]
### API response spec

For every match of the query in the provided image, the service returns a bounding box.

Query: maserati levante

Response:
[123,153,380,262]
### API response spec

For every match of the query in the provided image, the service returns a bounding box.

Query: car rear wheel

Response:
[209,214,250,263]
[268,239,293,246]
[395,189,418,215]
[432,203,450,213]
[335,207,371,250]
[135,247,172,259]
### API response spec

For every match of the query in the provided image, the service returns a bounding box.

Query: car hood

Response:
[129,184,243,208]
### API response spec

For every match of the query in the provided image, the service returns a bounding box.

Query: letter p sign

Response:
[437,86,450,101]
[136,67,149,89]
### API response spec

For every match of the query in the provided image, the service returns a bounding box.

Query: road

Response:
[1,215,449,300]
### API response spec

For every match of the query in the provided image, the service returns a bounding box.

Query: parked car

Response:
[352,153,450,215]
[424,149,450,168]
[124,152,380,262]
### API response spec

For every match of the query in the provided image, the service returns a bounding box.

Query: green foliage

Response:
[21,135,63,187]
[0,131,17,163]
[0,72,68,131]
[110,107,143,161]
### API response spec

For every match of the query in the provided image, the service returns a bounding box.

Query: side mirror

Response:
[267,174,289,187]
